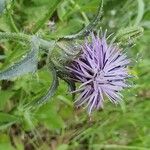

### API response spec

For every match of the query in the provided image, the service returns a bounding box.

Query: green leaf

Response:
[36,104,65,129]
[0,112,18,122]
[0,36,39,80]
[0,143,14,150]
[0,134,14,150]
[115,26,144,45]
[57,144,69,150]
[32,0,63,33]
[0,0,6,14]
[28,60,59,109]
[0,0,12,15]
[0,112,19,129]
[135,0,144,25]
[48,18,83,38]
[63,0,103,39]
[57,1,71,21]
[0,91,14,110]
[0,16,11,31]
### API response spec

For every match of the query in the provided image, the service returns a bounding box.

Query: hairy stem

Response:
[0,32,56,51]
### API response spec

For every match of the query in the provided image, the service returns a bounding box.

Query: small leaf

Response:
[0,91,14,110]
[36,104,65,129]
[57,95,73,107]
[0,112,18,123]
[0,112,19,130]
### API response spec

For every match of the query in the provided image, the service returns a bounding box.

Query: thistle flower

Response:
[67,32,131,114]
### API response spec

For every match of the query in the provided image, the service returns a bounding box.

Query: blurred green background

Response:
[0,0,150,149]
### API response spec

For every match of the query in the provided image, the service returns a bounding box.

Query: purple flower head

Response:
[67,32,131,114]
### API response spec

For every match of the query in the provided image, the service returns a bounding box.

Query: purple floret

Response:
[67,32,131,114]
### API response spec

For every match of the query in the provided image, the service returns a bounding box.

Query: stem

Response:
[0,32,56,51]
[135,0,144,26]
[8,13,19,33]
[7,8,19,33]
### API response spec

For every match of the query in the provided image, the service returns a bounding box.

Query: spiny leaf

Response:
[0,0,13,15]
[0,0,6,14]
[0,36,40,80]
[0,32,30,42]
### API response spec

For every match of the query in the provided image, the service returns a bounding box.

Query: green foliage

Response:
[36,103,65,129]
[0,112,19,129]
[0,91,14,110]
[0,0,149,149]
